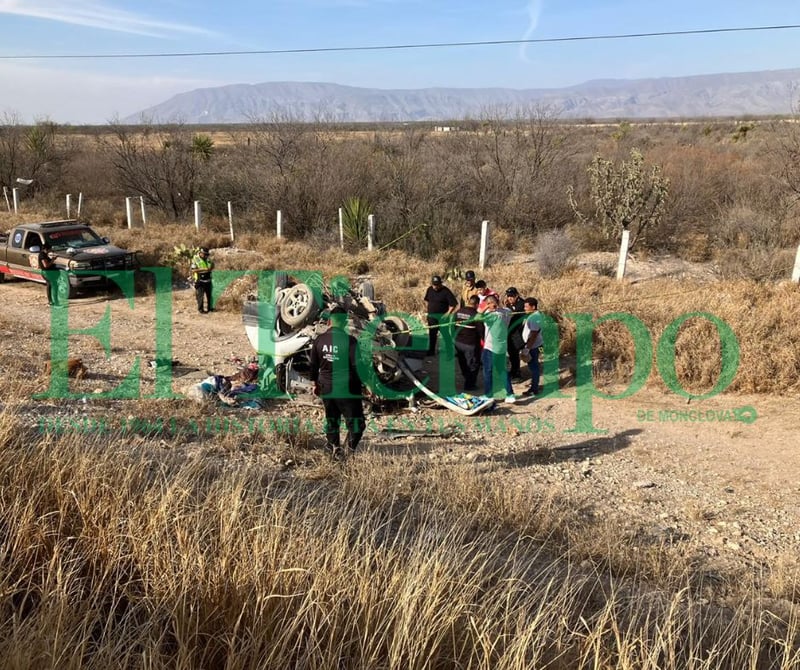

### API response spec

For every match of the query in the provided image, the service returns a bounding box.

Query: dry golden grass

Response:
[1,381,799,668]
[2,121,799,665]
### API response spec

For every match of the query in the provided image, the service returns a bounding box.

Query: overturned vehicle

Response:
[242,274,495,415]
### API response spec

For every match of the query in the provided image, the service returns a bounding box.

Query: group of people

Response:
[183,250,541,459]
[424,272,542,404]
[311,271,544,460]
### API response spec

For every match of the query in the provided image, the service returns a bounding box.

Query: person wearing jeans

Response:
[480,295,515,403]
[521,297,543,397]
[454,294,483,391]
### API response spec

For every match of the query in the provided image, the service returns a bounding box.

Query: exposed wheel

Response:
[359,280,375,300]
[382,316,410,348]
[279,283,320,327]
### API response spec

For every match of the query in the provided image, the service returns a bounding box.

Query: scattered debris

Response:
[44,357,87,379]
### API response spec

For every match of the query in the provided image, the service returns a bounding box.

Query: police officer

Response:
[190,247,214,313]
[38,242,58,306]
[309,306,365,460]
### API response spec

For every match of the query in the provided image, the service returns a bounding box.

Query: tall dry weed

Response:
[1,416,798,669]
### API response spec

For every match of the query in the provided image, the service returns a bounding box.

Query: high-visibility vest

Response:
[191,256,213,282]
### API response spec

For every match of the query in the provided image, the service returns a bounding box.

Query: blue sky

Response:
[1,0,799,123]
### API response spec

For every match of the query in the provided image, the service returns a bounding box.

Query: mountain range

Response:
[125,68,800,124]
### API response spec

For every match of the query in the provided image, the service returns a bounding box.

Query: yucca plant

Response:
[191,134,214,161]
[340,196,371,250]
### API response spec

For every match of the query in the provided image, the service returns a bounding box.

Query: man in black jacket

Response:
[309,306,365,460]
[504,287,527,381]
[453,294,483,391]
[423,275,458,356]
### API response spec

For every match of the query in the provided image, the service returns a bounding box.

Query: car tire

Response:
[382,315,410,348]
[280,283,320,327]
[359,280,375,300]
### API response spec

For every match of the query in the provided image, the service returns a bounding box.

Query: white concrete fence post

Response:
[2,186,9,212]
[616,228,631,281]
[479,219,489,270]
[338,207,344,250]
[77,192,83,217]
[791,244,800,283]
[12,188,19,214]
[228,201,234,242]
[66,194,71,218]
[140,196,147,227]
[367,214,375,251]
[125,197,133,229]
[194,201,201,231]
[276,209,283,239]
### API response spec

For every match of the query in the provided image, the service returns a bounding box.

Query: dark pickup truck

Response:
[0,220,138,291]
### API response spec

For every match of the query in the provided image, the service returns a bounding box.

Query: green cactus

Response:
[568,148,669,251]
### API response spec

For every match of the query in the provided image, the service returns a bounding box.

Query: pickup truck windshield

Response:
[45,229,103,250]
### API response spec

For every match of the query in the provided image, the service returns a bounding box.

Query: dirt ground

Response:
[1,273,799,593]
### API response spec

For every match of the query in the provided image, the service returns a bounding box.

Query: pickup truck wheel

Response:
[359,281,375,300]
[279,283,320,328]
[382,316,410,348]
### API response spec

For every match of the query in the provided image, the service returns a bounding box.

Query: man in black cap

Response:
[504,287,527,381]
[460,270,479,307]
[310,305,365,460]
[190,247,214,313]
[423,275,457,356]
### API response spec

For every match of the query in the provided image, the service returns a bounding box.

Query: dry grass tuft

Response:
[1,408,798,669]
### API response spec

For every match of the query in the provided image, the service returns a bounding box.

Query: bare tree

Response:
[774,95,800,205]
[99,119,214,219]
[0,112,65,192]
[455,104,573,233]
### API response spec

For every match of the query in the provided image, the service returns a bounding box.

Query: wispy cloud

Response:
[519,0,544,62]
[0,0,213,38]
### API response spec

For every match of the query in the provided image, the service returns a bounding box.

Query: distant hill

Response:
[125,69,800,124]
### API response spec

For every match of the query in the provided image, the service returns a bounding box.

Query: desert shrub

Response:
[680,232,713,262]
[715,247,795,281]
[714,204,797,249]
[534,228,577,278]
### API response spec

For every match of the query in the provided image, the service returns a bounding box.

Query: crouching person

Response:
[310,305,365,460]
